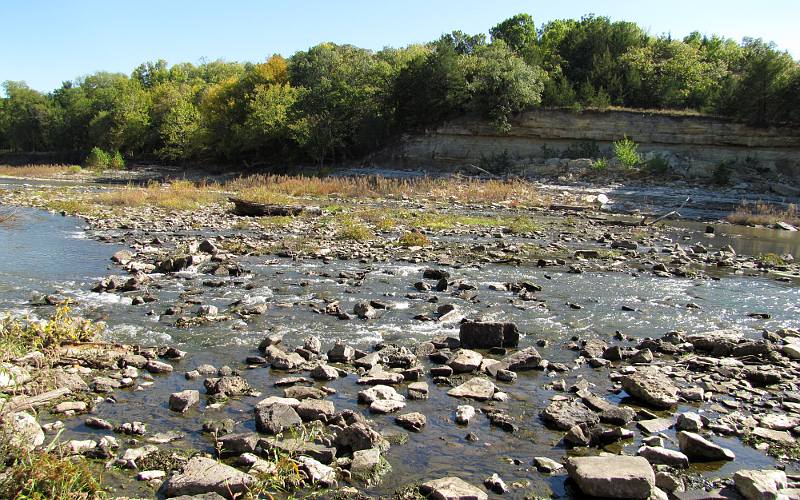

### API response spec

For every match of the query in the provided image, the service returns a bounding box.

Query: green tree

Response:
[490,14,538,55]
[469,42,546,131]
[1,81,57,151]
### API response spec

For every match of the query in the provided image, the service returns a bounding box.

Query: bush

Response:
[66,165,82,174]
[592,157,609,171]
[109,151,125,170]
[398,231,430,247]
[712,160,733,186]
[613,136,641,168]
[644,154,671,176]
[562,140,600,159]
[84,147,110,169]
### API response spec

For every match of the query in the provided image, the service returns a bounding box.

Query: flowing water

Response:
[2,207,800,498]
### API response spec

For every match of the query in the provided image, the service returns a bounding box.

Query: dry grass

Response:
[727,202,799,226]
[0,164,82,178]
[227,174,553,206]
[95,180,222,210]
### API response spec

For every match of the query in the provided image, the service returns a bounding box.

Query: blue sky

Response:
[2,0,798,93]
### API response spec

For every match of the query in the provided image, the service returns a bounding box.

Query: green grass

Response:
[398,231,431,247]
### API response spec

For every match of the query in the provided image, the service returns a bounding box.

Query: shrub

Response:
[0,303,103,360]
[478,150,514,174]
[592,157,609,171]
[562,140,600,159]
[109,151,125,170]
[398,231,430,247]
[335,218,373,241]
[66,165,82,174]
[712,161,733,186]
[644,154,671,176]
[613,136,641,168]
[84,147,110,169]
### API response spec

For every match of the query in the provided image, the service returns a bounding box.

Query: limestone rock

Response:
[420,476,488,500]
[459,322,519,349]
[677,431,735,461]
[447,377,496,401]
[565,456,655,499]
[540,399,600,431]
[621,367,678,408]
[162,456,255,497]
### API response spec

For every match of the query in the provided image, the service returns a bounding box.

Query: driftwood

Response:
[229,197,323,217]
[641,196,691,226]
[2,387,72,414]
[549,204,591,212]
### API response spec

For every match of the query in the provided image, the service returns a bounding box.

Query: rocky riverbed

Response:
[0,174,799,499]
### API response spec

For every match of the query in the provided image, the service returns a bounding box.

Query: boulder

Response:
[327,341,355,363]
[498,347,542,371]
[449,349,483,373]
[334,422,390,453]
[169,390,200,413]
[540,399,600,431]
[396,412,426,432]
[162,456,255,497]
[204,376,252,397]
[311,364,339,381]
[296,400,335,422]
[447,377,496,401]
[420,477,488,500]
[254,403,302,435]
[637,446,689,468]
[621,367,678,408]
[677,431,735,461]
[455,405,476,425]
[565,456,655,499]
[459,322,519,349]
[296,456,336,487]
[733,469,788,500]
[5,412,44,451]
[351,447,391,485]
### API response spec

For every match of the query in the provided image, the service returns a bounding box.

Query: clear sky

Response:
[2,0,798,93]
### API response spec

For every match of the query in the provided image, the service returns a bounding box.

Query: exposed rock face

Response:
[677,431,736,461]
[162,456,255,497]
[420,476,488,500]
[459,322,519,349]
[565,456,655,499]
[621,367,678,408]
[396,109,800,183]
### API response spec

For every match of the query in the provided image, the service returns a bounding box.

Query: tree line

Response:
[1,13,798,166]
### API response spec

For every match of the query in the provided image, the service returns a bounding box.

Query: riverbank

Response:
[0,172,799,499]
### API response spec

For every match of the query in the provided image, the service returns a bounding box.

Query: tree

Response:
[490,14,538,55]
[469,42,546,131]
[289,43,392,165]
[0,81,57,152]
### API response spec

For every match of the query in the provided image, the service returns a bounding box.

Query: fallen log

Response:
[228,197,322,217]
[1,387,72,414]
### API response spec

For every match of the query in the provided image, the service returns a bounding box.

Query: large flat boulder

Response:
[447,377,497,401]
[677,431,735,461]
[459,322,519,349]
[540,399,600,431]
[420,476,488,500]
[163,456,255,498]
[565,456,655,499]
[621,367,678,408]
